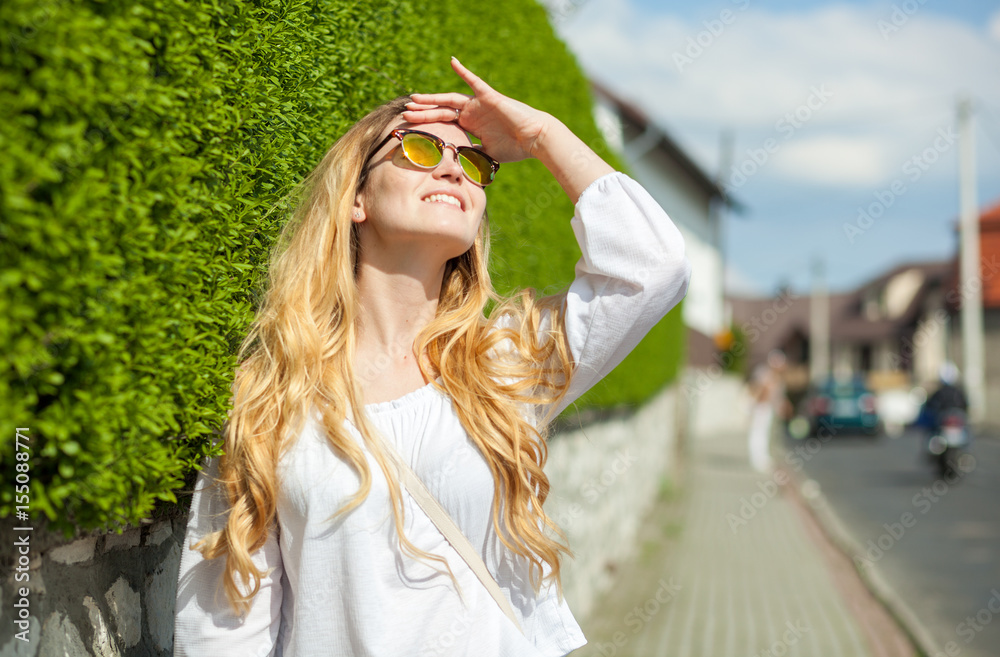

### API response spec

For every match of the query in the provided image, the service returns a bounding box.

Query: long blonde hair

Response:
[193,96,576,615]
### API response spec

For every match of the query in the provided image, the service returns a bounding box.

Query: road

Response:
[781,426,1000,657]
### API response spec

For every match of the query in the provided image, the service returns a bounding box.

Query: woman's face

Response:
[354,120,488,268]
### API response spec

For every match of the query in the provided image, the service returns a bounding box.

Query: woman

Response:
[173,58,690,656]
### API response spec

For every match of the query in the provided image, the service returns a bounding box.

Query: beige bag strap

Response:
[345,404,524,634]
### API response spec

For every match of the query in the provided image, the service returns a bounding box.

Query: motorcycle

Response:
[925,408,972,479]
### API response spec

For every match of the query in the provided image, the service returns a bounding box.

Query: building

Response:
[590,82,736,366]
[727,199,1000,431]
[728,260,954,394]
[947,199,1000,427]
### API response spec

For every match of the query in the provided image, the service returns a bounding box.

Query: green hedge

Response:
[0,0,685,535]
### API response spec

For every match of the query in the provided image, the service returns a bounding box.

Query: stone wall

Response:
[544,385,684,621]
[0,516,186,657]
[0,384,683,656]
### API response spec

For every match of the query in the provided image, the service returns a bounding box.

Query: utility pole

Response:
[958,96,985,423]
[810,257,830,384]
[715,129,734,330]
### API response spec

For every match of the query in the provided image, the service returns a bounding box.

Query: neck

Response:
[354,260,444,354]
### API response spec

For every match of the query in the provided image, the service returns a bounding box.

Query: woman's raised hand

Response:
[403,58,552,164]
[406,58,615,203]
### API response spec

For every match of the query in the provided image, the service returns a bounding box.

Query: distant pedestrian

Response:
[747,349,788,473]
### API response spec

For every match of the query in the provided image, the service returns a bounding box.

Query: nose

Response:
[433,144,466,182]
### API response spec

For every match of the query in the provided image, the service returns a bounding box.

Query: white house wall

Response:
[913,312,949,385]
[627,156,725,337]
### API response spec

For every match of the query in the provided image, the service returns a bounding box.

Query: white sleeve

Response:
[173,457,284,657]
[547,171,691,418]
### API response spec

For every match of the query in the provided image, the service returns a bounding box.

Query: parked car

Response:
[802,376,881,437]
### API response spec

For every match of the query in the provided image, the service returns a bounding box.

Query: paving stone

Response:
[103,529,140,553]
[38,611,87,657]
[0,615,40,657]
[145,521,173,547]
[105,577,141,648]
[48,537,97,566]
[146,542,180,653]
[83,596,120,657]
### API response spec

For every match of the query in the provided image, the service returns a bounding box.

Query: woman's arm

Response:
[547,172,691,418]
[531,117,616,205]
[403,58,614,203]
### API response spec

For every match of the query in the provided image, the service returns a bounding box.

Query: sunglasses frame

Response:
[364,128,500,187]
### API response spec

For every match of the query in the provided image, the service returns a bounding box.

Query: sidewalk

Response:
[574,376,916,657]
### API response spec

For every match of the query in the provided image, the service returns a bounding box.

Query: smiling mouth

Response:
[422,193,463,210]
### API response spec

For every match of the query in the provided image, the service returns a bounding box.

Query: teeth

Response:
[423,194,461,208]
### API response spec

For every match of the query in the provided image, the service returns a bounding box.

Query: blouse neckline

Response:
[363,376,445,414]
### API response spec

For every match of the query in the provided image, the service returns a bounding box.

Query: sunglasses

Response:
[365,129,500,187]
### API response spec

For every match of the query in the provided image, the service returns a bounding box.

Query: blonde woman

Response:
[173,58,690,657]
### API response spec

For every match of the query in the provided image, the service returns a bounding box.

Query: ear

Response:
[352,196,366,224]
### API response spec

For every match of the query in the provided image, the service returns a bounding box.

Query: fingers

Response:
[450,57,491,94]
[403,59,496,126]
[409,92,470,108]
[407,59,494,112]
[403,96,464,124]
[401,108,462,124]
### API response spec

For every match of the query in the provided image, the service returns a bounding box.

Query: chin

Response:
[438,236,478,263]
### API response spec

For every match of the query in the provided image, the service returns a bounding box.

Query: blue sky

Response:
[629,0,999,26]
[550,0,1000,295]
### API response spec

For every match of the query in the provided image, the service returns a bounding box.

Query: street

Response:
[785,426,1000,657]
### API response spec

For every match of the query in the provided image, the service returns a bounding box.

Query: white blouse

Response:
[173,172,691,657]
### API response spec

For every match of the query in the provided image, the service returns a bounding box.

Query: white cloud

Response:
[555,1,1000,189]
[990,9,1000,41]
[725,264,764,298]
[771,135,890,187]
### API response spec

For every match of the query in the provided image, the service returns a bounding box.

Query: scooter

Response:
[925,409,972,479]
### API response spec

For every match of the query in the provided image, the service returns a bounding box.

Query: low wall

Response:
[545,385,682,621]
[0,515,186,656]
[680,367,752,438]
[0,384,682,656]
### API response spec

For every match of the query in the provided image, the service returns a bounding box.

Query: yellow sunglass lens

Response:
[396,132,495,186]
[459,154,489,185]
[401,134,442,167]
